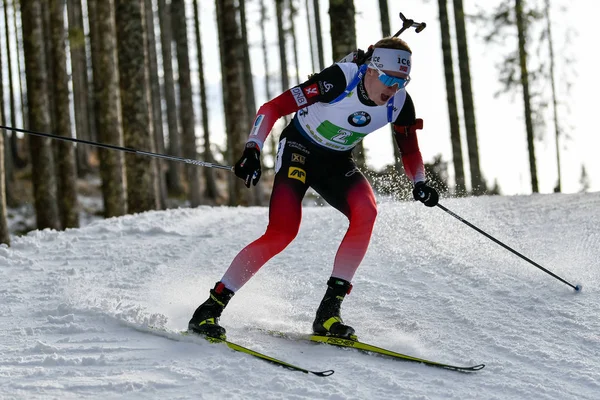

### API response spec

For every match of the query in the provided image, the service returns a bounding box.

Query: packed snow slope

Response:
[1,192,599,400]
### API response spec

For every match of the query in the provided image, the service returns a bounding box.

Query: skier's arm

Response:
[392,93,426,184]
[245,65,347,150]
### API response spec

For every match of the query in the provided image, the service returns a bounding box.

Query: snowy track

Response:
[1,193,599,399]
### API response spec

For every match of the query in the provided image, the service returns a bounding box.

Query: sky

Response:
[1,192,599,399]
[195,0,599,196]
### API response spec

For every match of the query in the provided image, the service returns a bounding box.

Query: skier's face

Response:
[364,66,409,106]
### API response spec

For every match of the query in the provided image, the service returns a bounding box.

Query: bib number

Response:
[331,129,353,144]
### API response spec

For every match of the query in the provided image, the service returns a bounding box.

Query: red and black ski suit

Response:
[220,63,426,292]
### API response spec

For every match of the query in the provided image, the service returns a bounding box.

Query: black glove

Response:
[412,181,439,207]
[234,142,262,188]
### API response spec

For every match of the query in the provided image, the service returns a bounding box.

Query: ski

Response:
[219,337,334,376]
[310,334,485,372]
[139,326,333,377]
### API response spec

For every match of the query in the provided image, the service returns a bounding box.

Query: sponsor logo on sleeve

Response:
[288,166,306,183]
[303,84,319,98]
[291,87,307,106]
[250,114,264,136]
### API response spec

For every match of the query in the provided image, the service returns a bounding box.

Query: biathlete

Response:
[189,36,439,341]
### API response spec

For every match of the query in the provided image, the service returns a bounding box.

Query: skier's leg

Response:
[311,164,377,338]
[220,172,308,291]
[314,167,378,282]
[189,133,309,338]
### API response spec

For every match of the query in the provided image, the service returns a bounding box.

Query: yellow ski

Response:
[310,335,484,372]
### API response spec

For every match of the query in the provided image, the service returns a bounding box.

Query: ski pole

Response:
[0,125,234,171]
[436,203,581,292]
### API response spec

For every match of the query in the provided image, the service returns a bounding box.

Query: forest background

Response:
[0,0,597,246]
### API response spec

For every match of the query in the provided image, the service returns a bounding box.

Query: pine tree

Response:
[515,0,538,193]
[115,0,160,213]
[157,0,184,196]
[0,51,8,244]
[67,0,93,176]
[544,0,561,193]
[2,0,17,208]
[192,0,219,202]
[21,0,61,229]
[378,0,405,179]
[329,0,366,169]
[87,0,127,217]
[172,0,202,206]
[313,0,325,70]
[453,0,485,194]
[143,0,168,207]
[0,128,7,244]
[438,0,466,195]
[479,0,542,194]
[215,0,251,205]
[239,0,264,205]
[49,0,79,228]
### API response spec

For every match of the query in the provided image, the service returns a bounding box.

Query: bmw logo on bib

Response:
[348,111,371,127]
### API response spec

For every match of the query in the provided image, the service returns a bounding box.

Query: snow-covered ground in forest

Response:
[1,192,599,399]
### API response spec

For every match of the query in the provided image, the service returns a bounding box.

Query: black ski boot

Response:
[312,277,357,340]
[188,282,234,340]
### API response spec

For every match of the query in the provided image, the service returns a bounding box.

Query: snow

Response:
[1,193,599,399]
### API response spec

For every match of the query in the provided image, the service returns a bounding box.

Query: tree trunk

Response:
[329,0,366,169]
[87,0,127,217]
[260,0,272,100]
[49,0,79,229]
[329,0,357,61]
[14,0,28,132]
[544,0,561,192]
[2,2,18,207]
[171,0,202,207]
[275,0,289,92]
[0,128,8,245]
[115,0,160,213]
[1,128,16,207]
[304,0,316,72]
[41,2,57,133]
[312,0,324,70]
[438,0,466,194]
[378,0,390,37]
[288,0,301,85]
[453,0,484,195]
[157,0,184,196]
[378,0,403,176]
[193,0,219,203]
[67,0,92,176]
[0,41,9,244]
[515,0,538,193]
[144,0,169,207]
[84,0,99,144]
[239,0,264,205]
[215,0,251,206]
[239,0,256,115]
[4,0,25,173]
[260,0,278,168]
[21,0,61,230]
[274,0,291,153]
